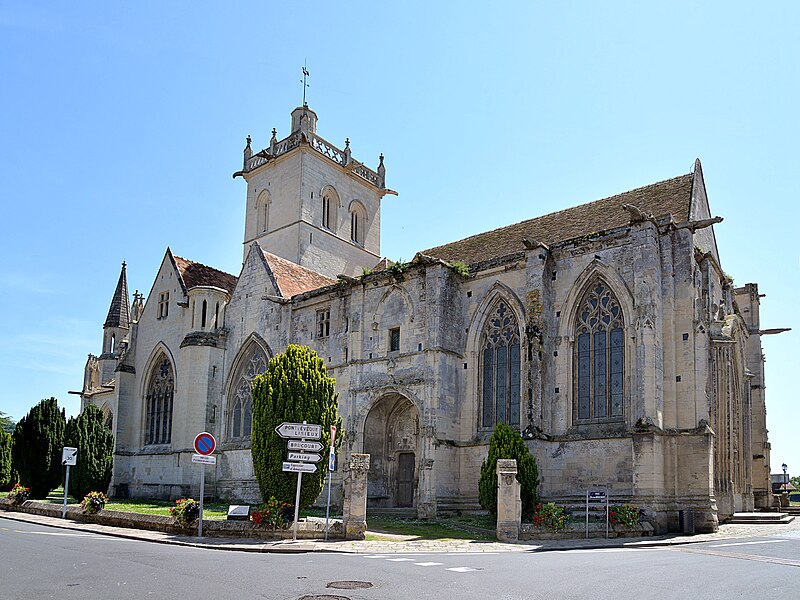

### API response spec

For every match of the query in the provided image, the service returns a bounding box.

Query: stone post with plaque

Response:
[496,459,521,542]
[342,453,370,540]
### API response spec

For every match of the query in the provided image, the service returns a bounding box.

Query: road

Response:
[2,516,799,599]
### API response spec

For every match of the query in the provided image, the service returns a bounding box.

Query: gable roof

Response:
[422,172,695,265]
[262,250,336,297]
[104,262,131,328]
[173,255,238,293]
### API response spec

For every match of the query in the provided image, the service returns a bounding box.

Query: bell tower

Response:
[234,106,397,279]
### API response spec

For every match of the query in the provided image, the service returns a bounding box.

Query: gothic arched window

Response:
[322,188,338,231]
[574,280,625,422]
[228,343,268,439]
[481,300,521,429]
[145,356,174,445]
[350,201,366,246]
[256,190,269,233]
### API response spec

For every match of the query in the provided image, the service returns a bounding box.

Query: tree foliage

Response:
[478,423,539,516]
[0,410,16,434]
[64,405,115,499]
[0,431,13,490]
[251,345,342,508]
[11,398,65,499]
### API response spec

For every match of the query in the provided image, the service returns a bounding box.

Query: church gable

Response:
[262,249,336,298]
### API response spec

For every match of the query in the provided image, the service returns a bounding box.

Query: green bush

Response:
[251,345,342,508]
[170,497,200,527]
[532,502,569,531]
[0,431,12,490]
[12,398,65,499]
[64,405,115,499]
[478,423,539,516]
[609,504,640,529]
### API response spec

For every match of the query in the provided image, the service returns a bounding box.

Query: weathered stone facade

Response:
[78,105,774,533]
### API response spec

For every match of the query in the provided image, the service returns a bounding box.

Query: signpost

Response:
[61,447,77,519]
[276,421,324,541]
[324,425,337,541]
[586,486,609,539]
[193,432,216,537]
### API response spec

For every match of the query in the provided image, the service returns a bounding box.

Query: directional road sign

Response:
[194,432,216,456]
[62,447,77,466]
[287,451,321,463]
[282,461,317,474]
[192,454,217,465]
[287,440,324,452]
[275,422,321,440]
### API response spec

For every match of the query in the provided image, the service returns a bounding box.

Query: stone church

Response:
[77,104,775,533]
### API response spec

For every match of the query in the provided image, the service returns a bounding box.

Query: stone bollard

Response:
[342,453,370,540]
[496,458,521,542]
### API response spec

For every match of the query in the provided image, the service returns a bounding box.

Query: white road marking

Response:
[414,562,444,567]
[386,558,414,561]
[709,540,789,548]
[24,531,95,537]
[446,567,479,572]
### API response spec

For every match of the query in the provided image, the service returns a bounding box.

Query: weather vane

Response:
[301,62,310,107]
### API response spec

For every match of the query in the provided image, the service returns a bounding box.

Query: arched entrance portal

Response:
[363,393,419,508]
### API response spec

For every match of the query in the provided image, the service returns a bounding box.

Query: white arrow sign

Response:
[282,461,318,474]
[275,422,322,440]
[287,440,324,452]
[287,451,322,463]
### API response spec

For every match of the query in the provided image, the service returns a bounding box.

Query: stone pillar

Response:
[496,459,521,542]
[342,453,370,540]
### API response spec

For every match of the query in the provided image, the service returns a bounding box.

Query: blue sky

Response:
[1,3,797,472]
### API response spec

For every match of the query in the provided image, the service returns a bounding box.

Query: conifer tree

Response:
[64,405,115,499]
[478,423,539,516]
[0,430,12,491]
[11,398,66,498]
[251,345,342,508]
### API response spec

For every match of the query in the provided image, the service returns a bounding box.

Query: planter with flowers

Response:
[7,483,30,505]
[81,491,109,514]
[170,497,200,528]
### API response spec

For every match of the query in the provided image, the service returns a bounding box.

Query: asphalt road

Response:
[2,517,799,600]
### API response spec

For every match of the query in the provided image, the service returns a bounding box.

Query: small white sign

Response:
[287,440,324,452]
[287,451,321,463]
[275,422,322,440]
[192,454,217,465]
[282,461,317,474]
[62,447,77,466]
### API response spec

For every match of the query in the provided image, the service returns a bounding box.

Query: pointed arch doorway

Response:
[363,393,419,508]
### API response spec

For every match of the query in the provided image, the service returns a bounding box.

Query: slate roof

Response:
[104,262,131,328]
[422,173,695,265]
[173,256,238,293]
[262,250,337,297]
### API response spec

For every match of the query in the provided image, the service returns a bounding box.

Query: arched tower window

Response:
[201,300,207,328]
[145,355,174,445]
[350,201,366,246]
[256,190,270,234]
[480,300,521,429]
[228,342,268,439]
[322,187,338,231]
[574,279,625,422]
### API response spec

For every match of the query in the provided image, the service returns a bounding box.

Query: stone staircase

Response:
[727,511,795,524]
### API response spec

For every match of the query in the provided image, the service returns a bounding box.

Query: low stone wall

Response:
[0,499,344,540]
[520,521,654,540]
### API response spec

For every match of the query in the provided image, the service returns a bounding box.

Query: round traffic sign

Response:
[194,432,216,456]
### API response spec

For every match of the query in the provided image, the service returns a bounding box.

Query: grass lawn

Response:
[364,514,495,541]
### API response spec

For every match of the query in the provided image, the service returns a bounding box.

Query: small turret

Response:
[242,135,252,170]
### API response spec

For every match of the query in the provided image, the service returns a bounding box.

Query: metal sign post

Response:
[324,425,336,541]
[276,421,322,542]
[586,486,608,539]
[61,447,77,519]
[193,432,217,538]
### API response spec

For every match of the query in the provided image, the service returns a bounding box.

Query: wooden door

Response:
[397,452,415,507]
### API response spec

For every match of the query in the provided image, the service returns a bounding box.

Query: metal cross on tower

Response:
[301,63,310,107]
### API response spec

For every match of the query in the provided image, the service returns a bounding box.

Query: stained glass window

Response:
[145,356,173,445]
[574,280,624,422]
[481,300,521,429]
[228,343,268,439]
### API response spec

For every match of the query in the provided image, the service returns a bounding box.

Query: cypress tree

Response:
[64,405,115,499]
[251,344,342,508]
[11,398,66,499]
[478,423,539,516]
[0,431,12,491]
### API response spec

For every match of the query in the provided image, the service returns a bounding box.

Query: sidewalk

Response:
[2,509,798,555]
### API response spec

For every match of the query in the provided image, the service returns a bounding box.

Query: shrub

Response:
[250,496,291,528]
[448,260,470,277]
[170,498,200,528]
[7,483,30,505]
[251,345,342,508]
[532,502,569,531]
[0,431,12,490]
[64,405,115,499]
[478,423,539,516]
[609,504,640,529]
[81,491,109,514]
[12,398,65,498]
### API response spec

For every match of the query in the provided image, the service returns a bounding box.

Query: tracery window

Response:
[574,280,624,422]
[145,356,174,445]
[481,300,521,429]
[228,343,268,439]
